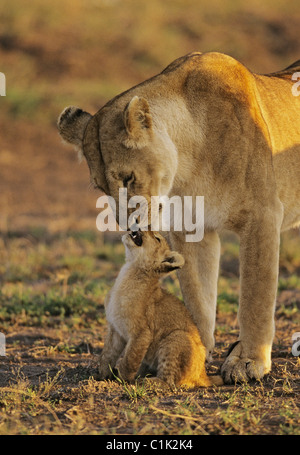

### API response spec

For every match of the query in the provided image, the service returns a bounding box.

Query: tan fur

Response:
[58,52,300,383]
[98,231,222,388]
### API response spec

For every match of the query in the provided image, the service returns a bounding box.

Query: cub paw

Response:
[98,362,114,380]
[115,359,135,383]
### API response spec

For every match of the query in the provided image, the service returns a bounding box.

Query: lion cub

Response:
[98,230,222,388]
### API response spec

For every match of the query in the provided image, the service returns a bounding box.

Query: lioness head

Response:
[57,95,178,226]
[122,230,184,274]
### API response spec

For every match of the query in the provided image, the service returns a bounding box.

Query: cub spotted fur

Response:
[98,230,222,388]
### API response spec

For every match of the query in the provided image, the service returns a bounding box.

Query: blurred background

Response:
[1,0,300,234]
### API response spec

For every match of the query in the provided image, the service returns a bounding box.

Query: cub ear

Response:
[123,96,153,149]
[159,251,185,274]
[57,106,92,159]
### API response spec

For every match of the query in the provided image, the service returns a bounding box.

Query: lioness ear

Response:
[58,107,109,194]
[57,106,92,160]
[123,96,153,149]
[159,251,185,274]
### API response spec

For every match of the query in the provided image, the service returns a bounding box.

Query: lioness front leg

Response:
[98,325,126,379]
[221,204,283,383]
[115,331,152,382]
[170,230,220,360]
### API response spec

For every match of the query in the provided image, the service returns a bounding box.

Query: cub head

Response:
[57,95,178,226]
[122,230,185,274]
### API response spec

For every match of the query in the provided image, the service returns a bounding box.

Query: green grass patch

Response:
[217,291,239,313]
[278,275,300,291]
[0,286,105,329]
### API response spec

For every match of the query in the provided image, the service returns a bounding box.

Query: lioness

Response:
[98,229,222,388]
[58,52,300,383]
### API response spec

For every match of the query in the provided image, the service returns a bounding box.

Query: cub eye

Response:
[122,172,135,188]
[154,235,161,243]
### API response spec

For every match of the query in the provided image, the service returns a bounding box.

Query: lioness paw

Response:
[221,341,271,384]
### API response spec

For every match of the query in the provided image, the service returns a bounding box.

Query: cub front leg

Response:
[170,230,220,360]
[98,325,126,379]
[221,204,283,383]
[115,331,152,382]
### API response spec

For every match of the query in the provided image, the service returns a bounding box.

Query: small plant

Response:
[108,365,149,402]
[37,368,65,399]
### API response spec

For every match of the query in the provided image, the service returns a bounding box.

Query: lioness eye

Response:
[123,172,135,188]
[154,236,161,243]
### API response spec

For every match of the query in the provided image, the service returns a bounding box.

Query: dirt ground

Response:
[0,308,299,435]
